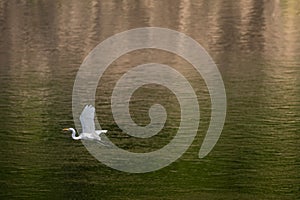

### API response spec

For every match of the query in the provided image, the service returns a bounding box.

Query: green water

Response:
[0,0,299,199]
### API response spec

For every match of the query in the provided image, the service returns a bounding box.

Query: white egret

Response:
[63,105,107,141]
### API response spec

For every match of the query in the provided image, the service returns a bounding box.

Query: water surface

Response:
[0,0,299,199]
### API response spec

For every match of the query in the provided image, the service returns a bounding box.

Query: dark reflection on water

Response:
[0,0,299,199]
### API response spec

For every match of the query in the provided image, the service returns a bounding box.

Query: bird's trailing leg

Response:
[95,130,108,135]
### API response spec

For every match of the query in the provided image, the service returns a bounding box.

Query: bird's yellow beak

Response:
[62,128,69,131]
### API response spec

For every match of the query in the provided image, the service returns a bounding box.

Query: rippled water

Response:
[0,0,299,199]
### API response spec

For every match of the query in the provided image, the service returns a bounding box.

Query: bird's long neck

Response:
[70,128,81,140]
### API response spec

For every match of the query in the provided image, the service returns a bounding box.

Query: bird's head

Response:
[62,128,70,131]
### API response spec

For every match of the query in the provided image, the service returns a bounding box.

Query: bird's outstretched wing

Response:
[80,105,96,134]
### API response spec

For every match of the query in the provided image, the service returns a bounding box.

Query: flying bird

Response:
[63,105,107,141]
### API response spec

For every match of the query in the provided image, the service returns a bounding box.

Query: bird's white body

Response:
[64,105,108,141]
[68,128,107,141]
